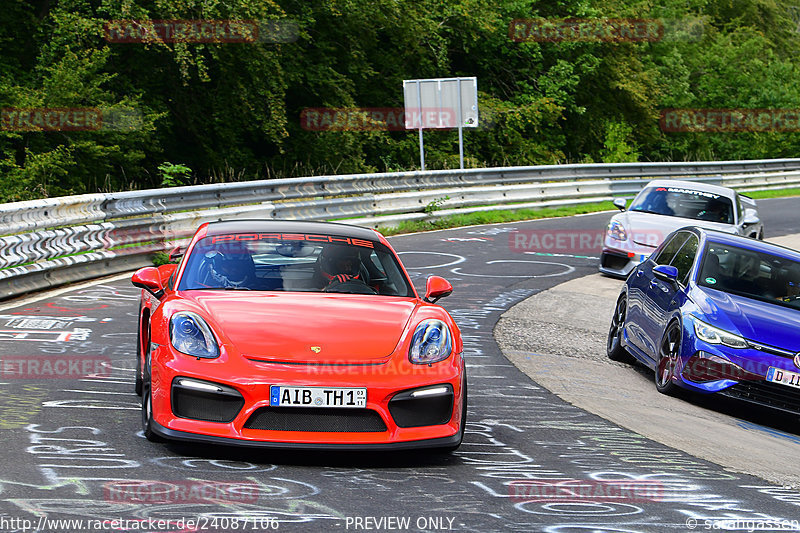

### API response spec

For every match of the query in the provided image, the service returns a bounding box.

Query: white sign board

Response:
[403,77,478,129]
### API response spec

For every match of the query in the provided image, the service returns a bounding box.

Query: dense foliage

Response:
[1,0,799,201]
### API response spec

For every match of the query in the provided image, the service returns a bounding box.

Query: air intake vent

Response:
[720,381,800,415]
[171,378,244,423]
[244,407,387,432]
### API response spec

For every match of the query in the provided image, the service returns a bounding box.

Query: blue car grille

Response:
[748,341,796,359]
[719,381,800,415]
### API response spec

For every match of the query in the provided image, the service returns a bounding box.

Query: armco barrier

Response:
[1,159,799,300]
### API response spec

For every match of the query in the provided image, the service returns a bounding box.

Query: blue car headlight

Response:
[409,320,452,365]
[170,311,220,359]
[694,319,748,349]
[607,221,627,242]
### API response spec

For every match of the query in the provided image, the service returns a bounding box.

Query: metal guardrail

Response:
[2,159,800,300]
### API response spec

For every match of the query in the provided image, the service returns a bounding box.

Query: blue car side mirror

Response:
[653,264,679,283]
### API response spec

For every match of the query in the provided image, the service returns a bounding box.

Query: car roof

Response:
[697,228,800,260]
[643,179,737,200]
[201,219,381,241]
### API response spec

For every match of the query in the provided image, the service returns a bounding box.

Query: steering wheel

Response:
[195,258,215,287]
[323,278,377,294]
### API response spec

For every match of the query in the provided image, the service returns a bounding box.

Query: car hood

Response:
[616,212,736,247]
[182,292,418,363]
[692,286,800,351]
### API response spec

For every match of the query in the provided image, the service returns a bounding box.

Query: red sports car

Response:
[131,220,466,450]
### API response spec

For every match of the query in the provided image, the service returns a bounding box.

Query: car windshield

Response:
[177,233,415,297]
[629,186,734,224]
[698,242,800,310]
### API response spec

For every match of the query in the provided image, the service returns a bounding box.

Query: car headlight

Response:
[170,311,220,358]
[409,320,452,365]
[694,319,748,349]
[607,221,627,241]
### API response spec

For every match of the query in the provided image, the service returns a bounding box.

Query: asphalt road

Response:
[756,197,799,238]
[0,197,797,533]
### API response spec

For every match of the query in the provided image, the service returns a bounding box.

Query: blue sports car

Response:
[608,227,800,412]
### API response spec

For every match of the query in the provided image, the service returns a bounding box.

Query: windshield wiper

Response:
[631,208,669,216]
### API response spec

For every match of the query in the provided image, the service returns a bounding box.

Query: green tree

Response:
[3,0,800,201]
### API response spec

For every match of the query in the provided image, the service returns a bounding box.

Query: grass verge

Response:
[744,187,800,199]
[378,201,616,236]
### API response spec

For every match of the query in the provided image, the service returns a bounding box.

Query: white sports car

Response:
[599,179,763,278]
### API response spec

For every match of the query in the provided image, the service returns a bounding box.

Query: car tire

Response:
[655,320,682,395]
[135,365,143,397]
[134,325,144,397]
[141,352,164,443]
[607,296,632,363]
[438,375,467,453]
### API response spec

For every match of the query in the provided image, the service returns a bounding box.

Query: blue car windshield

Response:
[698,242,800,310]
[630,186,734,224]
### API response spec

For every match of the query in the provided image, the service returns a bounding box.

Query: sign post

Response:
[403,77,478,170]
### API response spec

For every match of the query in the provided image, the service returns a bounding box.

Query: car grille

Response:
[244,407,387,432]
[719,381,800,415]
[747,340,797,359]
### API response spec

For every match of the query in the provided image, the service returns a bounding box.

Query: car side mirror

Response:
[653,264,679,284]
[613,198,627,211]
[424,276,453,304]
[132,267,165,298]
[743,208,760,226]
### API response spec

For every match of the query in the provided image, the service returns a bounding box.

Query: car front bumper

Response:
[599,248,652,278]
[149,344,466,448]
[674,326,800,414]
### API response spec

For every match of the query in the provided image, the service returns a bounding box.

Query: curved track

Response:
[0,198,797,532]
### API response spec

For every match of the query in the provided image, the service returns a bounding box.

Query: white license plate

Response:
[766,367,800,390]
[269,386,366,408]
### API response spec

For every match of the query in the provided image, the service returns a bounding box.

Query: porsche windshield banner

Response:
[210,233,374,248]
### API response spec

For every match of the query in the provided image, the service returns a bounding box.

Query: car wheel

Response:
[655,321,682,395]
[141,352,164,443]
[438,376,467,453]
[135,364,143,397]
[607,296,632,363]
